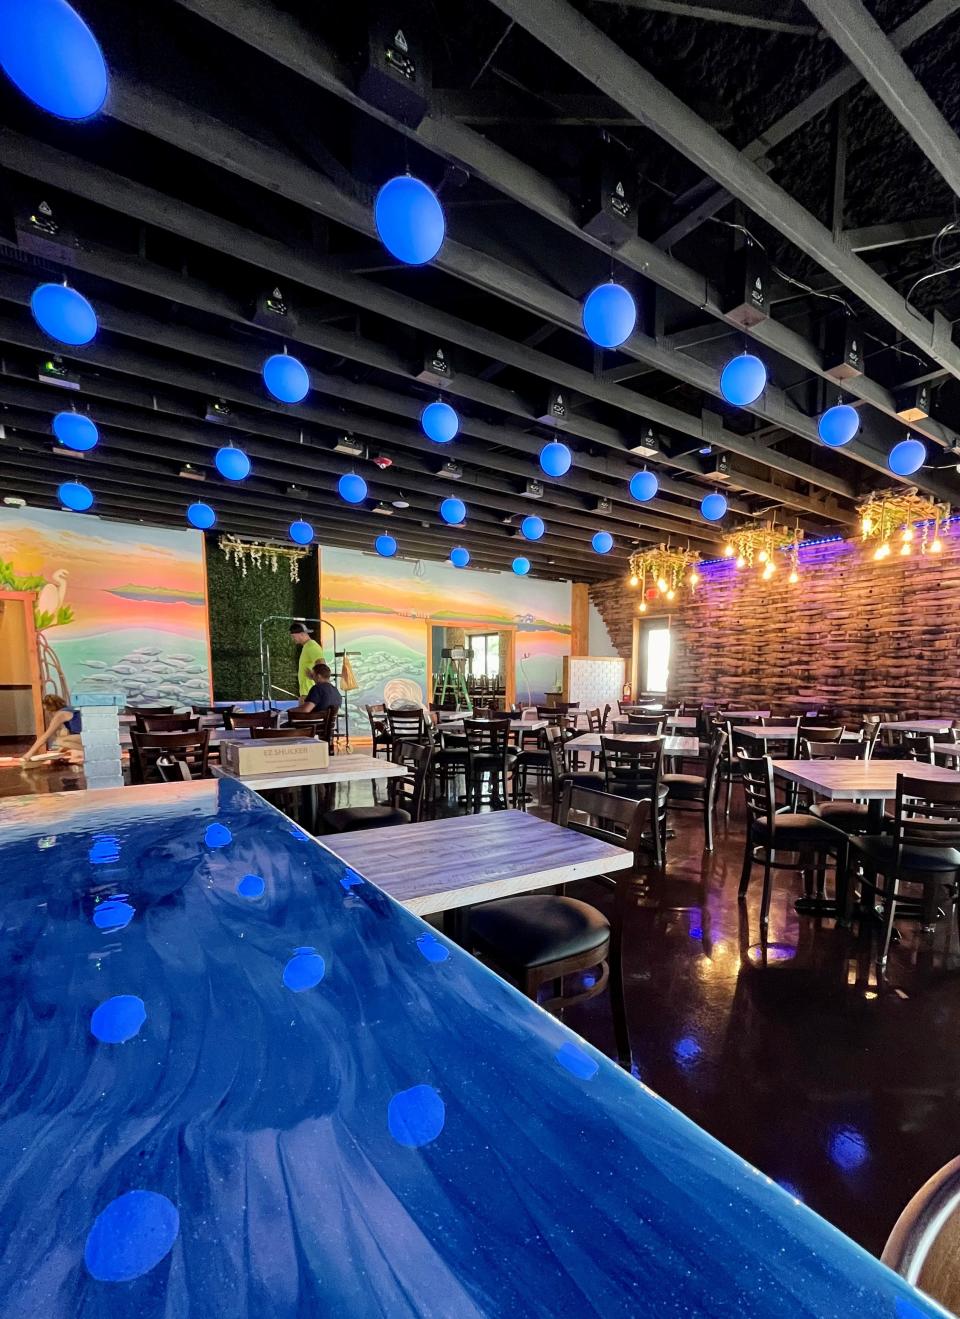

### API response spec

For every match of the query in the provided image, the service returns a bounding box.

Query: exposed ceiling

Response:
[2,0,960,582]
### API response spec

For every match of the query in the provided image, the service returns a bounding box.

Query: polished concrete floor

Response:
[4,754,960,1260]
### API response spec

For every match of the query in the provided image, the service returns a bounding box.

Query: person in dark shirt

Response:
[299,662,342,714]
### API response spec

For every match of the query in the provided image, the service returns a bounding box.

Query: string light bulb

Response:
[931,537,943,553]
[758,549,769,563]
[629,574,639,587]
[736,556,746,569]
[639,601,647,613]
[666,588,676,601]
[724,544,734,558]
[688,570,700,586]
[901,527,914,543]
[788,569,799,584]
[656,576,668,593]
[900,542,911,556]
[761,560,775,580]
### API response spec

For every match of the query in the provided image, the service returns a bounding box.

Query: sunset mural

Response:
[0,508,210,706]
[320,547,572,708]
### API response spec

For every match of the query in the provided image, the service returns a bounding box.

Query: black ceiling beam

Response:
[803,0,960,201]
[0,444,607,581]
[487,0,960,390]
[0,227,747,532]
[0,297,727,552]
[586,0,818,37]
[166,1,960,485]
[0,405,644,571]
[1,132,834,519]
[655,0,959,248]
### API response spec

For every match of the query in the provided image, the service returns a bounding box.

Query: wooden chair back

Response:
[464,718,511,755]
[893,775,960,851]
[128,705,174,717]
[288,707,337,746]
[883,1154,960,1316]
[737,752,775,844]
[560,783,651,866]
[131,729,211,782]
[135,713,200,733]
[386,706,428,743]
[900,731,935,763]
[390,740,433,822]
[223,709,279,731]
[798,724,844,744]
[802,740,869,760]
[586,708,602,734]
[624,714,665,735]
[250,727,315,740]
[601,735,664,799]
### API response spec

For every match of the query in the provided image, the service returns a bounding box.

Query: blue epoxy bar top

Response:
[0,780,946,1317]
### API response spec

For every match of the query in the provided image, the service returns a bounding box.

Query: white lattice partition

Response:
[563,656,625,714]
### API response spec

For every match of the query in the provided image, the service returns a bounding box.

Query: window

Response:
[468,632,501,681]
[644,627,671,694]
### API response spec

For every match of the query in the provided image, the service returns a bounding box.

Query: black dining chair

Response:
[323,742,433,833]
[130,729,211,783]
[467,784,646,1070]
[738,753,849,934]
[365,703,392,758]
[464,718,512,812]
[386,706,429,746]
[223,709,279,732]
[663,727,727,851]
[847,773,960,972]
[601,736,668,869]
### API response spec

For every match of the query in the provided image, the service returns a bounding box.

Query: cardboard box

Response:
[220,737,329,777]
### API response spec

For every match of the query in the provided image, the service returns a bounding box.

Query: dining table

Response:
[212,751,405,793]
[733,725,862,743]
[880,719,959,735]
[567,732,701,757]
[0,777,944,1317]
[772,758,960,831]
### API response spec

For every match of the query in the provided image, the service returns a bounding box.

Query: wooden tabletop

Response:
[719,710,771,719]
[772,758,960,800]
[323,808,634,915]
[733,725,860,740]
[441,718,547,733]
[212,753,406,791]
[567,732,701,755]
[881,719,958,734]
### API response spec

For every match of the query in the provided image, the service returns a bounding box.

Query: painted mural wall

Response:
[0,508,210,707]
[320,547,572,708]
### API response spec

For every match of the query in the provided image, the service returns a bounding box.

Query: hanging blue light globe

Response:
[262,353,309,404]
[700,491,728,521]
[186,502,216,530]
[374,175,445,266]
[375,533,397,558]
[720,354,767,407]
[0,0,108,120]
[440,496,466,525]
[592,531,613,554]
[338,473,368,505]
[450,546,470,568]
[521,514,545,541]
[289,519,314,545]
[512,556,531,576]
[59,479,93,511]
[818,403,860,448]
[582,282,637,349]
[421,400,459,444]
[215,446,251,481]
[629,470,658,502]
[888,437,926,476]
[52,412,98,451]
[540,440,572,478]
[31,282,97,345]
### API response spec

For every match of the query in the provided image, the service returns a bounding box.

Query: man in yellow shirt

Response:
[290,622,324,697]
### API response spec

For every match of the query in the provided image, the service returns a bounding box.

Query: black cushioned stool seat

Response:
[469,895,609,969]
[323,805,411,833]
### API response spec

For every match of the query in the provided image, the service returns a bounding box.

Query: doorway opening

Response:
[429,624,515,709]
[644,625,671,694]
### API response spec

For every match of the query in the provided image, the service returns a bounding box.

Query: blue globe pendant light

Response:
[521,514,545,541]
[592,530,613,554]
[374,175,445,266]
[53,412,98,451]
[262,352,309,404]
[215,446,251,481]
[720,353,767,407]
[31,282,97,345]
[59,479,93,511]
[338,473,368,504]
[818,403,860,448]
[629,469,658,502]
[888,437,926,476]
[440,496,466,525]
[375,533,398,558]
[450,546,470,568]
[0,0,108,120]
[540,440,572,478]
[289,519,314,545]
[512,556,531,576]
[582,282,637,349]
[700,491,728,522]
[421,400,459,443]
[187,502,216,530]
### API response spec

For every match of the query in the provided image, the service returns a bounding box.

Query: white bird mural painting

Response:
[36,569,70,626]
